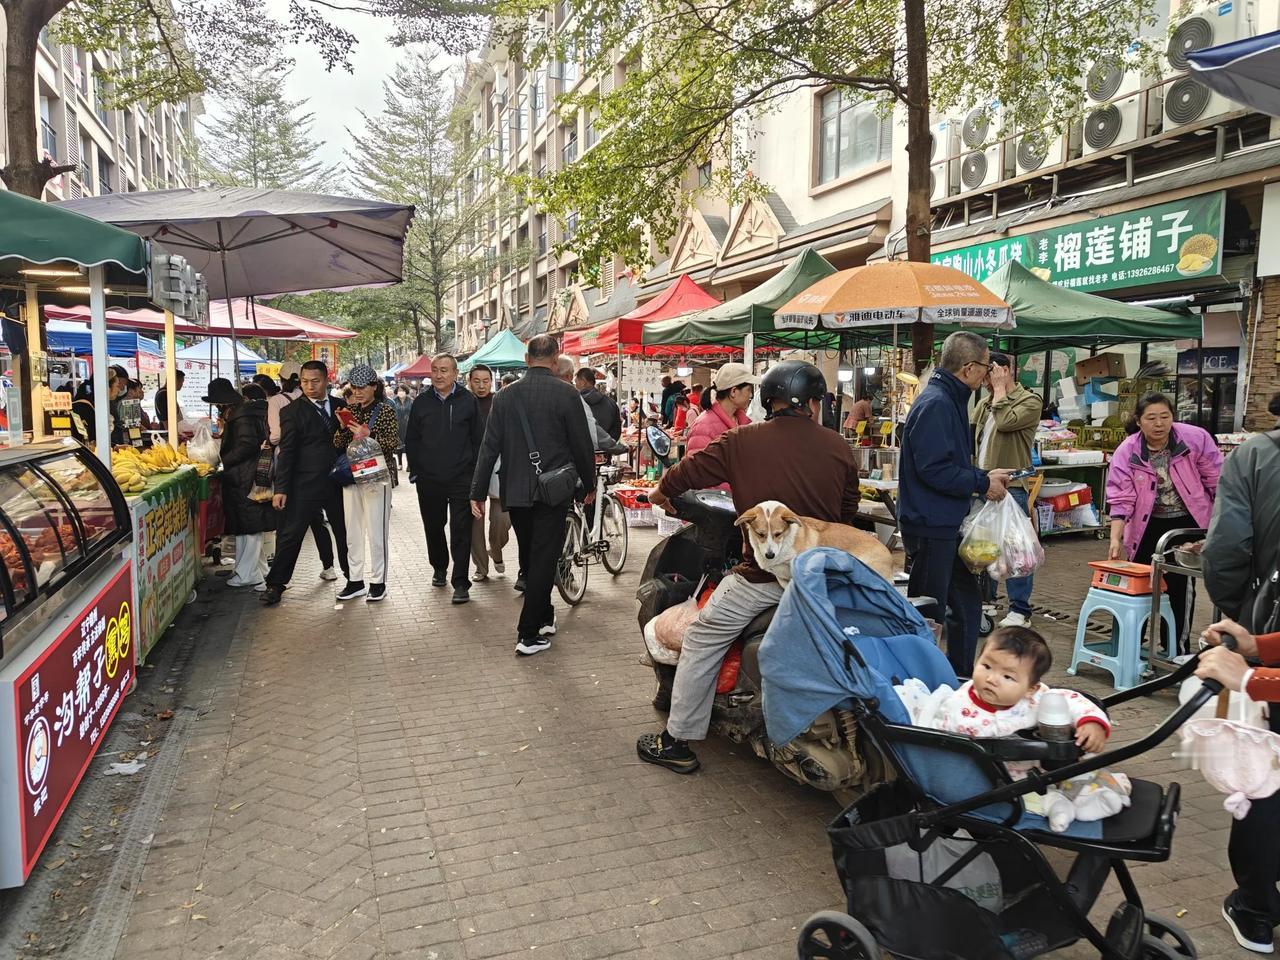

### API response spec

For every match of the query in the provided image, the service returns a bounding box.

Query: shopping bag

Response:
[247,443,275,502]
[960,496,1044,581]
[1178,678,1280,818]
[187,420,220,466]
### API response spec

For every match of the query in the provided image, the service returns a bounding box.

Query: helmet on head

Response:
[759,360,826,419]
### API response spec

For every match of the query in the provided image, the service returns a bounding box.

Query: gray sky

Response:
[265,0,402,184]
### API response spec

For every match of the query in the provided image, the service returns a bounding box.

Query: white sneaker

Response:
[253,582,268,593]
[225,575,263,588]
[516,637,551,656]
[539,614,557,637]
[320,567,338,581]
[999,612,1030,628]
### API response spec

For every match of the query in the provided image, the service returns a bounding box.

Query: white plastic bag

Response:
[653,598,700,653]
[960,496,1044,581]
[348,435,390,485]
[187,420,220,466]
[884,829,1003,912]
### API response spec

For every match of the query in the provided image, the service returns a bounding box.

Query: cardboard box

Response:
[1056,378,1079,398]
[1092,401,1120,419]
[1074,353,1128,384]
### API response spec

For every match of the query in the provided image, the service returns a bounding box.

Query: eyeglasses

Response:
[966,360,995,372]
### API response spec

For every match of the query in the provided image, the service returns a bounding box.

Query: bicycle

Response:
[554,446,630,605]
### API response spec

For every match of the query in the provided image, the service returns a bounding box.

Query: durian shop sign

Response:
[931,191,1225,294]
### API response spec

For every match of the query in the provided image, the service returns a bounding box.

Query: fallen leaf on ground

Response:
[191,914,207,921]
[648,898,662,906]
[157,710,174,721]
[43,859,65,872]
[228,802,244,812]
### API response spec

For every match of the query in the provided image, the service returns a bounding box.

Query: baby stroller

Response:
[760,549,1223,960]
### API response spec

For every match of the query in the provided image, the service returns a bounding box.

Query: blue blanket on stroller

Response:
[759,548,956,745]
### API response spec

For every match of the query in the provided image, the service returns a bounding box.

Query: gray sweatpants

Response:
[667,573,784,741]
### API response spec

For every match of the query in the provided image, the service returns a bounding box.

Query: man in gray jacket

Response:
[472,336,595,655]
[1204,426,1280,629]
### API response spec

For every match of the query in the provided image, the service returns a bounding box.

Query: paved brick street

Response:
[50,488,1250,958]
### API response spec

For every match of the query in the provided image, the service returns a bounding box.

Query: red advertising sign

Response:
[15,565,134,877]
[311,342,339,380]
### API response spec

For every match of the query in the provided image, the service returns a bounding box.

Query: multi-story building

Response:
[453,0,1280,433]
[0,19,200,200]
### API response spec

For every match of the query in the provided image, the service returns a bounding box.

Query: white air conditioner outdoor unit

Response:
[1082,54,1159,156]
[957,104,1009,193]
[1164,0,1255,130]
[930,118,960,203]
[1013,97,1082,174]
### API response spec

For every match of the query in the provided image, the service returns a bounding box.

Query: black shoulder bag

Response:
[515,405,578,506]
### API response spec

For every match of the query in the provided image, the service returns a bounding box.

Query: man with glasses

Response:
[899,332,1013,677]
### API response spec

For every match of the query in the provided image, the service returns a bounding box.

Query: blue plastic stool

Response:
[1068,587,1175,690]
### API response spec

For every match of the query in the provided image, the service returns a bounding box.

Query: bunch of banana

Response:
[140,442,179,474]
[173,441,215,477]
[110,459,147,494]
[111,446,158,477]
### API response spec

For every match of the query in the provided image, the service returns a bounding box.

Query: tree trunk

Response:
[383,336,390,369]
[902,0,934,374]
[410,305,425,355]
[3,3,55,197]
[432,289,445,353]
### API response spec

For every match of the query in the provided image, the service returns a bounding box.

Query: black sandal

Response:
[636,731,700,774]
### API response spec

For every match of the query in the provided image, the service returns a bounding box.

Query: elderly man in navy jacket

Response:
[899,331,1013,677]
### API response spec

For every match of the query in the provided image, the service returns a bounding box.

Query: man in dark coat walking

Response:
[261,360,349,606]
[575,368,622,441]
[471,335,595,655]
[407,354,484,603]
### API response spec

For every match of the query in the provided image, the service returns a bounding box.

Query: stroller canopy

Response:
[759,548,956,746]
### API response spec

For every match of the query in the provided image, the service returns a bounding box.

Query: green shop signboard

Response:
[932,191,1225,294]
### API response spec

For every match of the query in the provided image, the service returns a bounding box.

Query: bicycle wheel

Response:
[600,494,629,575]
[556,510,589,605]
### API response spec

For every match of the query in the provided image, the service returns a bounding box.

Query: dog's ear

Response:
[779,507,801,526]
[735,506,760,528]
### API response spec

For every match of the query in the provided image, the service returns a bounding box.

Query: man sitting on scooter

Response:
[640,360,861,773]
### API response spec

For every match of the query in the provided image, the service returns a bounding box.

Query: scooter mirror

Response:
[646,424,672,463]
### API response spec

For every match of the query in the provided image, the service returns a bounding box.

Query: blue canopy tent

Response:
[43,321,162,357]
[1187,29,1280,117]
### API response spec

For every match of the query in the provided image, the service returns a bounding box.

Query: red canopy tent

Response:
[561,274,722,356]
[397,354,433,378]
[43,300,358,340]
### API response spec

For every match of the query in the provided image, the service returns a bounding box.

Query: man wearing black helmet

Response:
[640,359,861,774]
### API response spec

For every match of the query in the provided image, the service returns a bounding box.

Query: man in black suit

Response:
[471,335,595,656]
[261,360,349,606]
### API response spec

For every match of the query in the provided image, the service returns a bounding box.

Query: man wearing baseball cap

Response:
[684,362,759,458]
[267,361,304,445]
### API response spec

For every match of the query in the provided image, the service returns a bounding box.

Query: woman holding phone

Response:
[332,365,400,603]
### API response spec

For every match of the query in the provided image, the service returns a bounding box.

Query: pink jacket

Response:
[685,402,750,456]
[1105,424,1223,557]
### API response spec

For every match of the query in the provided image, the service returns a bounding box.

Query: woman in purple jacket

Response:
[1105,392,1223,649]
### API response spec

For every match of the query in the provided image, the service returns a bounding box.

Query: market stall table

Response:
[0,440,134,888]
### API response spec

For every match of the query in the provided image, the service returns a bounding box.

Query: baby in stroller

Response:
[894,627,1133,832]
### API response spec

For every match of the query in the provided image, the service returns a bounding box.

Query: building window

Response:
[537,230,548,255]
[584,114,599,150]
[97,155,114,194]
[512,103,526,146]
[79,135,92,188]
[697,162,712,188]
[562,127,578,166]
[38,26,54,53]
[818,89,889,185]
[560,41,578,85]
[39,98,57,160]
[531,73,545,126]
[564,212,578,240]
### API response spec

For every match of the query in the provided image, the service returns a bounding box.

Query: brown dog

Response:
[735,500,895,584]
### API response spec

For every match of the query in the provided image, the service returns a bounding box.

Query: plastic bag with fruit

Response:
[960,496,1045,581]
[187,421,221,466]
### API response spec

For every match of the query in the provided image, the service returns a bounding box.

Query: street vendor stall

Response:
[459,329,527,373]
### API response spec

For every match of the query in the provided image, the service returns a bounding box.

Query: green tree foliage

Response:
[2,0,492,196]
[345,49,527,353]
[494,0,1159,271]
[197,55,341,191]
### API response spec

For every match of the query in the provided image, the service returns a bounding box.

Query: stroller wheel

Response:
[979,612,994,637]
[1143,915,1197,958]
[797,911,880,960]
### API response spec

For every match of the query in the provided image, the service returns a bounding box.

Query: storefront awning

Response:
[0,190,148,274]
[459,329,527,373]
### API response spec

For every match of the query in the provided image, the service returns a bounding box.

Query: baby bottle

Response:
[1037,691,1075,742]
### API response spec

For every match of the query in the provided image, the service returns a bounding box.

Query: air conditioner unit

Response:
[1164,0,1255,130]
[1082,54,1159,156]
[1013,97,1082,174]
[929,118,960,203]
[957,104,1009,193]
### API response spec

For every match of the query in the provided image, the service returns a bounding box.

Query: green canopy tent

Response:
[0,190,152,461]
[641,247,839,351]
[961,260,1202,352]
[459,329,527,373]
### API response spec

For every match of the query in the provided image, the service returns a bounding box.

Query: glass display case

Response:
[0,440,130,661]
